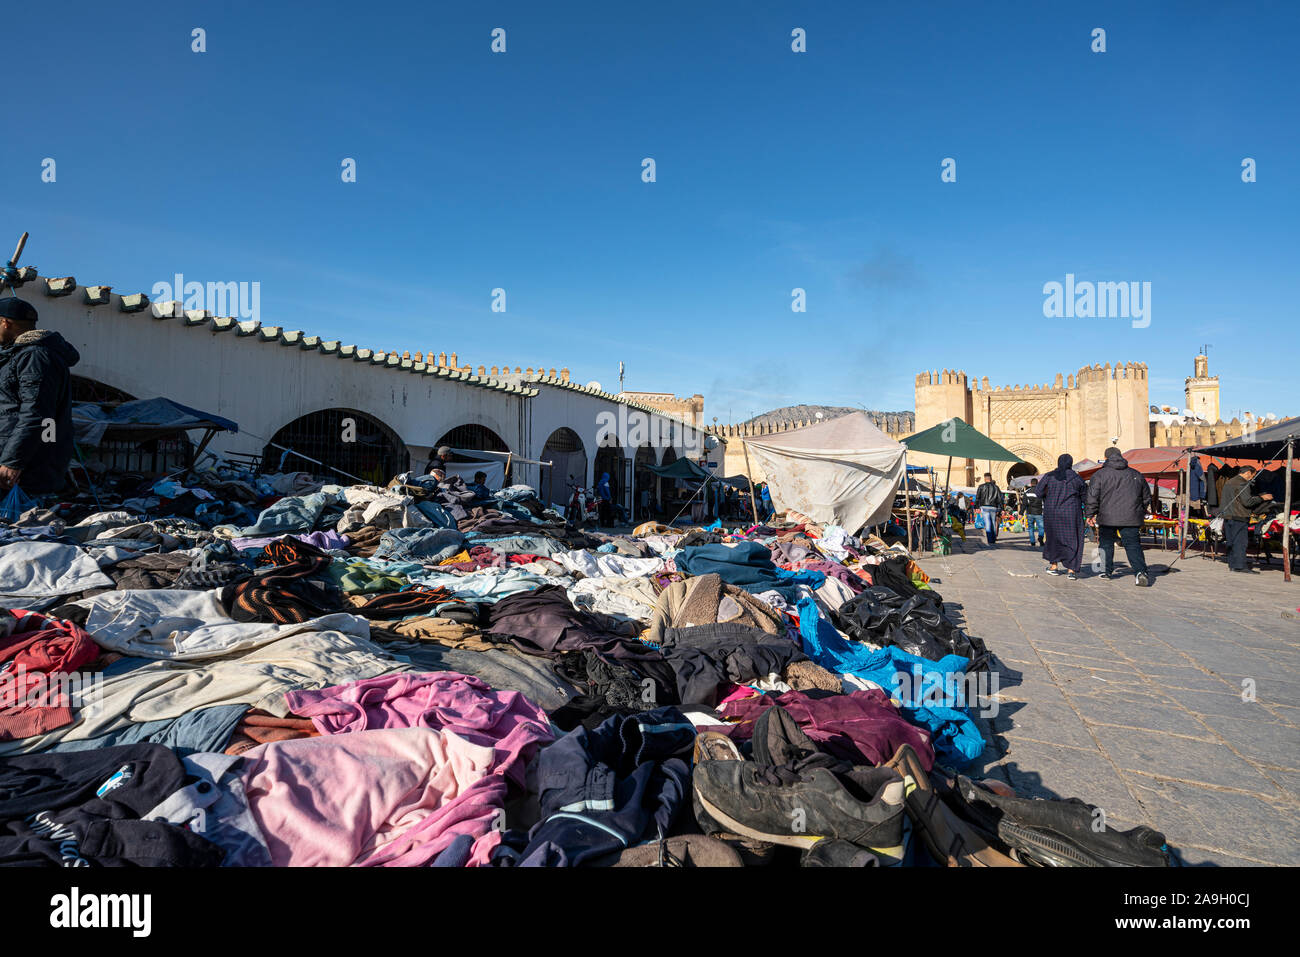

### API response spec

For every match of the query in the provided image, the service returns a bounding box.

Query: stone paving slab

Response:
[926,529,1300,866]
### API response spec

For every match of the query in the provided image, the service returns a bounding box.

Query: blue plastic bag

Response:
[0,485,36,522]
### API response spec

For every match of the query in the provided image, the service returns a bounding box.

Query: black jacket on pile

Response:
[833,584,988,665]
[0,743,225,867]
[1218,475,1268,521]
[0,328,79,494]
[974,482,1003,510]
[0,329,80,493]
[1084,453,1150,527]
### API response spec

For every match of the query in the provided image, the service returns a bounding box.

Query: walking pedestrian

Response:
[974,472,1003,546]
[1217,465,1273,574]
[1037,454,1086,579]
[1022,476,1045,547]
[1085,447,1152,586]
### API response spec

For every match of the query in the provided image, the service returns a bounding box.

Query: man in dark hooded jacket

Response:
[0,298,81,494]
[1085,447,1151,586]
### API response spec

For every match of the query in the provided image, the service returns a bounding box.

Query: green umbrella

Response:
[903,418,1025,462]
[903,418,1024,503]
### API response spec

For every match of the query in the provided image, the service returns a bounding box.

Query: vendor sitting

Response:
[467,470,492,502]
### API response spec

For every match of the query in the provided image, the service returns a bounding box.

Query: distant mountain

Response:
[744,405,915,434]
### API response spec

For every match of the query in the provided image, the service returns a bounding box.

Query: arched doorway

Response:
[1007,462,1039,483]
[592,446,627,513]
[1001,446,1053,487]
[432,424,511,484]
[433,425,509,457]
[264,409,407,484]
[633,445,656,521]
[69,376,193,475]
[656,448,679,518]
[71,375,134,404]
[539,428,586,507]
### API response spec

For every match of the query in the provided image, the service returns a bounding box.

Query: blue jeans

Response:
[980,506,999,544]
[1026,514,1044,545]
[372,526,466,563]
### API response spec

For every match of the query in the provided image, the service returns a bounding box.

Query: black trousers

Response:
[1099,525,1147,575]
[1223,519,1250,570]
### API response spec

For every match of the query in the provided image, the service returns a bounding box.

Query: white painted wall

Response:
[26,276,712,507]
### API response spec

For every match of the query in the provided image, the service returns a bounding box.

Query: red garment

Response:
[0,610,101,741]
[719,688,935,770]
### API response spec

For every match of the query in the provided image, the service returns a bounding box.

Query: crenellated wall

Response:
[905,361,1151,485]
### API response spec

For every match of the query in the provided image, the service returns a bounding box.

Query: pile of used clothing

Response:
[0,471,1175,867]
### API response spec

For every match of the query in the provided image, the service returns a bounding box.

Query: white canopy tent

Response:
[743,412,906,531]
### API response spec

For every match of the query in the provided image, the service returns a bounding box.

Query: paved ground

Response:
[927,528,1300,866]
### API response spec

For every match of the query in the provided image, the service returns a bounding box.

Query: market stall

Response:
[1196,418,1300,582]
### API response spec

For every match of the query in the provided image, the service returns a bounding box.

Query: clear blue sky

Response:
[6,0,1296,423]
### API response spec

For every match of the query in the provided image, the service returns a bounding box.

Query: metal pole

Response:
[1178,453,1190,558]
[741,440,760,525]
[905,452,914,552]
[1285,438,1294,583]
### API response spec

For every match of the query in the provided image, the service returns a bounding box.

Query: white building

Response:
[16,268,712,511]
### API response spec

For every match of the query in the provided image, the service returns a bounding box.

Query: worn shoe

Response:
[1045,566,1060,576]
[957,776,1171,867]
[694,757,905,855]
[693,730,743,764]
[691,732,778,866]
[1067,572,1078,581]
[885,745,1020,868]
[1135,572,1150,587]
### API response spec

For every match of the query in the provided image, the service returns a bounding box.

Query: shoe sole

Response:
[695,792,906,863]
[998,820,1110,867]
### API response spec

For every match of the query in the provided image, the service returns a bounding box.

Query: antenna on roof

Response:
[1,232,29,296]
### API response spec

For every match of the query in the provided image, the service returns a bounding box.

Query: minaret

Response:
[1184,354,1220,423]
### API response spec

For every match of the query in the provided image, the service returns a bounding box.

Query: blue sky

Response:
[5,0,1296,423]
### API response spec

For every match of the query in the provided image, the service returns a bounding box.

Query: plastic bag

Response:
[0,484,36,522]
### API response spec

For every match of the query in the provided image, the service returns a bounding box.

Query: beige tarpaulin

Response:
[743,412,906,531]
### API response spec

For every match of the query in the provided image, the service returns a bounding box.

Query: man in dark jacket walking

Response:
[1085,447,1152,586]
[1021,477,1045,547]
[1218,466,1272,573]
[0,298,80,494]
[974,472,1003,546]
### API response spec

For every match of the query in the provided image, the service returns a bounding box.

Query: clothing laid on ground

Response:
[0,466,1180,869]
